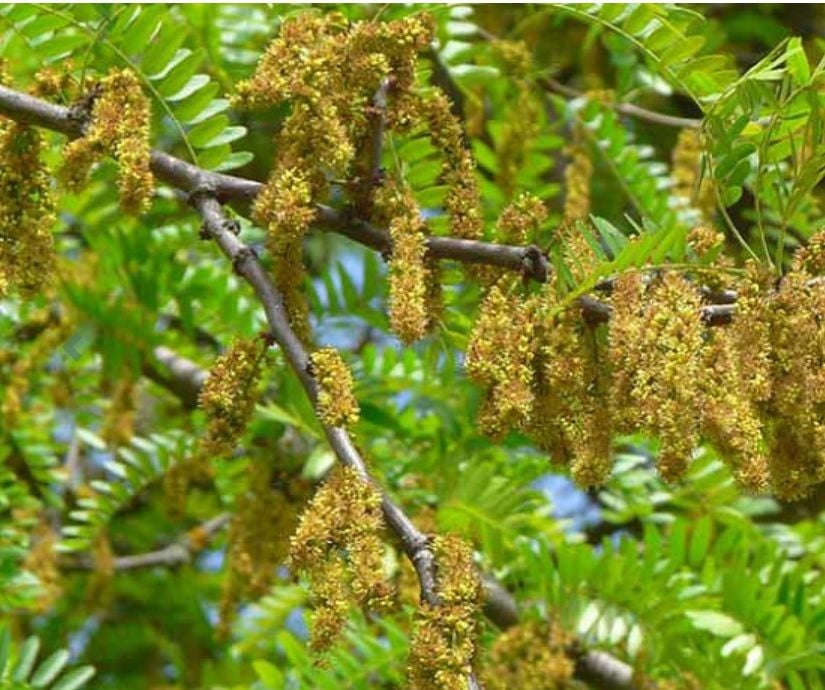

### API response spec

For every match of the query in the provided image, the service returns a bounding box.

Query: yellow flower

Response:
[61,69,154,214]
[310,347,360,427]
[0,122,57,298]
[374,180,434,343]
[483,620,575,690]
[408,535,481,690]
[290,466,394,652]
[199,338,265,459]
[466,279,538,438]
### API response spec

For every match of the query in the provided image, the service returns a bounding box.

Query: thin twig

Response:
[142,346,209,410]
[0,84,747,317]
[540,76,702,129]
[63,513,230,571]
[0,85,551,282]
[191,193,444,604]
[355,79,391,217]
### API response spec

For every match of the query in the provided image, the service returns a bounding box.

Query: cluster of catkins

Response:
[408,534,483,690]
[288,466,394,652]
[234,12,482,344]
[310,347,360,427]
[197,338,265,459]
[61,69,154,214]
[671,128,716,224]
[482,620,574,690]
[467,231,825,498]
[0,119,57,299]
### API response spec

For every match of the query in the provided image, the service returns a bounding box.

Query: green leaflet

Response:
[0,4,252,170]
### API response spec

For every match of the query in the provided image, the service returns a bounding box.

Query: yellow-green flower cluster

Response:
[198,339,264,459]
[289,466,394,652]
[465,279,538,439]
[463,231,825,497]
[687,225,725,260]
[253,167,317,343]
[562,139,592,224]
[794,228,825,275]
[466,276,613,487]
[609,273,705,481]
[558,135,599,282]
[483,620,575,690]
[417,91,484,241]
[61,69,154,214]
[700,321,770,492]
[496,193,547,245]
[235,13,436,341]
[0,122,57,299]
[763,266,825,498]
[489,40,541,200]
[1,310,72,427]
[408,535,482,690]
[534,293,613,487]
[32,65,77,101]
[374,180,434,343]
[310,347,360,427]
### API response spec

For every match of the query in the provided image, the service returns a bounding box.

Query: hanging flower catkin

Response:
[0,121,57,298]
[374,179,433,344]
[61,69,154,214]
[763,245,825,499]
[408,534,482,690]
[489,40,541,200]
[234,13,434,342]
[483,620,575,690]
[289,466,394,652]
[465,279,538,439]
[310,347,360,427]
[418,91,484,241]
[219,460,310,635]
[671,128,715,222]
[534,294,613,488]
[496,193,547,245]
[198,338,265,459]
[609,272,705,481]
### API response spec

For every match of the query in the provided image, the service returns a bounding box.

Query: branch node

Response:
[231,246,257,275]
[522,245,550,282]
[222,218,241,236]
[187,182,219,207]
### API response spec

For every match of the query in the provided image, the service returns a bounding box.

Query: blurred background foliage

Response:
[0,4,823,690]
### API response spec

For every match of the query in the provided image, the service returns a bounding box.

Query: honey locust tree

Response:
[1,4,824,690]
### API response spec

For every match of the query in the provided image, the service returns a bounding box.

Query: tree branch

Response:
[0,84,744,316]
[190,191,479,677]
[191,192,444,602]
[63,513,230,571]
[540,76,702,129]
[141,346,209,410]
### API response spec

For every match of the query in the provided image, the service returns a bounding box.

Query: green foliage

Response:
[256,614,411,690]
[59,431,187,552]
[556,3,738,103]
[0,4,251,170]
[0,628,95,690]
